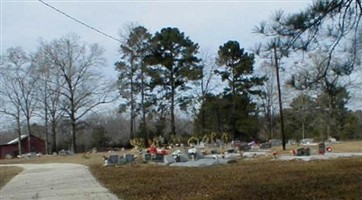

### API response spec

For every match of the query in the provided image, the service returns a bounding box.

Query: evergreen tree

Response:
[146,27,202,137]
[115,26,152,142]
[215,41,265,139]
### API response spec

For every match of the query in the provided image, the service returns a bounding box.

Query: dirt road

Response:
[0,163,119,200]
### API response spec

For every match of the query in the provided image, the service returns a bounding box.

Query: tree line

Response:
[1,0,362,153]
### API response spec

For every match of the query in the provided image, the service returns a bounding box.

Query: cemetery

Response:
[89,139,362,200]
[99,137,362,167]
[1,139,362,200]
[2,0,362,199]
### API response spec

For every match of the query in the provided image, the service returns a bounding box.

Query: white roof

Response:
[7,135,28,144]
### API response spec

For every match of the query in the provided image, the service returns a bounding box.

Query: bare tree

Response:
[192,51,221,135]
[1,60,24,155]
[41,33,117,153]
[1,47,38,154]
[290,51,354,139]
[32,45,66,153]
[258,59,278,140]
[115,25,152,143]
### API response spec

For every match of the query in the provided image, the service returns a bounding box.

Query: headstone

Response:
[296,148,305,156]
[152,153,164,162]
[216,139,224,147]
[300,138,314,145]
[66,150,74,155]
[269,139,282,146]
[172,149,182,156]
[195,149,204,159]
[197,141,206,149]
[231,140,241,149]
[179,153,189,162]
[108,154,119,164]
[319,143,325,155]
[27,152,37,158]
[125,154,135,162]
[164,155,176,165]
[59,149,66,156]
[288,139,297,145]
[326,137,337,143]
[305,147,311,156]
[187,148,204,160]
[142,153,151,162]
[239,143,251,151]
[260,142,272,149]
[248,141,256,147]
[188,147,197,154]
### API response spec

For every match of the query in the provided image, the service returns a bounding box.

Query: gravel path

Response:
[0,163,119,200]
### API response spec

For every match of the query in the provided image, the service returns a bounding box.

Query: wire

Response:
[38,0,122,44]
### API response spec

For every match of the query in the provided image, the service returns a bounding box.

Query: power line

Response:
[38,0,122,44]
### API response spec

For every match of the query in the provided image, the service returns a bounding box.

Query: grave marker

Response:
[260,142,272,149]
[108,155,119,164]
[164,155,176,165]
[125,154,135,162]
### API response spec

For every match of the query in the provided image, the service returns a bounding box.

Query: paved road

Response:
[0,163,119,200]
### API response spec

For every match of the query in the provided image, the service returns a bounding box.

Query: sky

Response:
[1,0,313,79]
[1,1,361,129]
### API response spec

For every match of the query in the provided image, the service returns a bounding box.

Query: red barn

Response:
[0,134,46,159]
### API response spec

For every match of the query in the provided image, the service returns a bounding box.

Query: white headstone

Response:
[164,155,176,165]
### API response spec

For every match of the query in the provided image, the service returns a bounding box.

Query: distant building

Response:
[0,134,46,159]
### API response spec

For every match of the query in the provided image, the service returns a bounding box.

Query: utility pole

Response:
[273,46,286,150]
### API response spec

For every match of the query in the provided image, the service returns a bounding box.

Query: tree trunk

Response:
[44,81,49,154]
[171,77,176,136]
[44,101,49,154]
[141,69,148,147]
[273,46,286,150]
[130,61,135,139]
[130,86,134,139]
[17,111,22,156]
[51,120,57,153]
[201,105,206,135]
[327,94,332,140]
[71,120,76,153]
[231,71,237,140]
[70,96,77,153]
[26,116,32,153]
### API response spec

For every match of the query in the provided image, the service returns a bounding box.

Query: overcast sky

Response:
[1,0,313,78]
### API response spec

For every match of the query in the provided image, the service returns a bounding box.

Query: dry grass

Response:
[0,152,105,165]
[271,140,362,154]
[89,158,362,200]
[0,141,361,199]
[327,141,362,152]
[0,166,23,189]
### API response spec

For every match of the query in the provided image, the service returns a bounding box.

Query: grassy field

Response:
[0,141,361,199]
[90,158,362,200]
